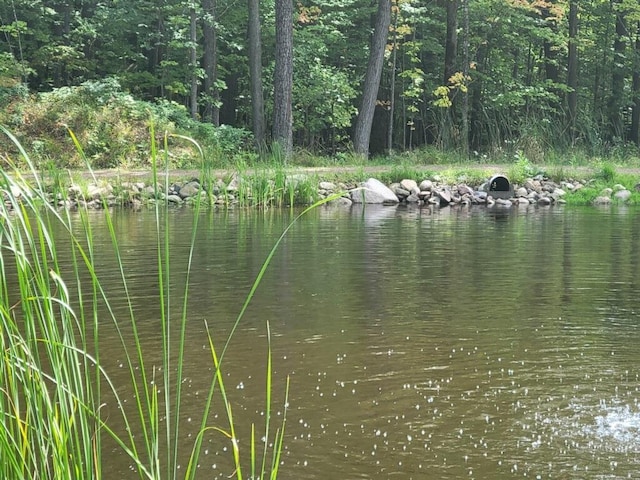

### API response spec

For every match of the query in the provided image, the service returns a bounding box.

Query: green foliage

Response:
[4,0,640,161]
[507,152,543,184]
[596,161,617,182]
[0,79,252,169]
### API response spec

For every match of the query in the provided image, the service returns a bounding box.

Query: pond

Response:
[53,204,640,478]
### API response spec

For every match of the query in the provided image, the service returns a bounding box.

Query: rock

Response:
[400,179,419,194]
[600,187,613,197]
[436,187,452,206]
[178,180,201,199]
[406,193,421,203]
[551,188,566,201]
[226,174,241,193]
[350,178,399,204]
[327,196,353,207]
[614,189,632,202]
[613,184,626,192]
[515,186,528,197]
[537,196,552,206]
[319,181,337,191]
[593,196,612,205]
[457,184,474,196]
[166,194,183,204]
[87,183,113,200]
[474,191,487,201]
[419,179,433,191]
[392,185,411,198]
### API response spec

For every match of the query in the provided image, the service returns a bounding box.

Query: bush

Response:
[0,78,254,169]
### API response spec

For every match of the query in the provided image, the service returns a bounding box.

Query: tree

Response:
[632,23,640,145]
[609,0,628,140]
[353,0,391,156]
[443,0,458,85]
[567,0,578,144]
[273,0,294,159]
[189,2,198,119]
[202,0,220,124]
[248,0,266,149]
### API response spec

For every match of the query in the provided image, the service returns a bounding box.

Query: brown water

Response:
[55,205,640,478]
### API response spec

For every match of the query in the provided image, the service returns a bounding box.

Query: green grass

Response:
[0,126,355,479]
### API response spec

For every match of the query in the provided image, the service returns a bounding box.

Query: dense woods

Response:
[2,0,640,161]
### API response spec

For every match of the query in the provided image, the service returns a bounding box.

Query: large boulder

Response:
[350,178,399,204]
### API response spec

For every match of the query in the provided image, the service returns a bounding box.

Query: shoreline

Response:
[5,164,638,209]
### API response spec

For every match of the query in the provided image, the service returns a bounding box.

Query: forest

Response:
[1,0,640,164]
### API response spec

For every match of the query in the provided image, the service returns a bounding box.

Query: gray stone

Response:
[614,189,632,202]
[166,194,183,204]
[593,196,612,205]
[319,181,337,191]
[457,184,474,196]
[393,186,411,198]
[350,178,399,204]
[515,187,528,197]
[226,174,241,193]
[178,181,201,199]
[87,183,113,200]
[474,191,487,201]
[400,179,419,194]
[537,196,552,206]
[436,188,452,206]
[328,196,353,207]
[419,179,433,191]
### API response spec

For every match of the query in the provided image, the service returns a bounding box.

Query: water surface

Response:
[54,205,640,479]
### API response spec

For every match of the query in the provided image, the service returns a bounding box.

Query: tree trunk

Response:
[273,0,294,160]
[460,0,469,156]
[353,0,391,157]
[443,0,458,84]
[202,0,220,125]
[387,8,398,155]
[470,31,490,150]
[189,4,198,120]
[567,0,578,144]
[609,1,627,140]
[632,23,640,145]
[248,0,266,150]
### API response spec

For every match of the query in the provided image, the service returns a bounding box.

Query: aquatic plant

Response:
[0,126,342,479]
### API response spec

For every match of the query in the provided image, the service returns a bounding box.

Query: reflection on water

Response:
[42,205,640,478]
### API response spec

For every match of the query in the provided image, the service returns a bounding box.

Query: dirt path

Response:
[77,163,610,181]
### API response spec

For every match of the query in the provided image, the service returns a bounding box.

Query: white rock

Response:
[350,178,399,204]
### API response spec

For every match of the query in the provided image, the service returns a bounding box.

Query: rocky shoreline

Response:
[5,171,637,209]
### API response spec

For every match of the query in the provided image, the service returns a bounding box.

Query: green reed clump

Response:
[0,125,344,479]
[225,165,321,208]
